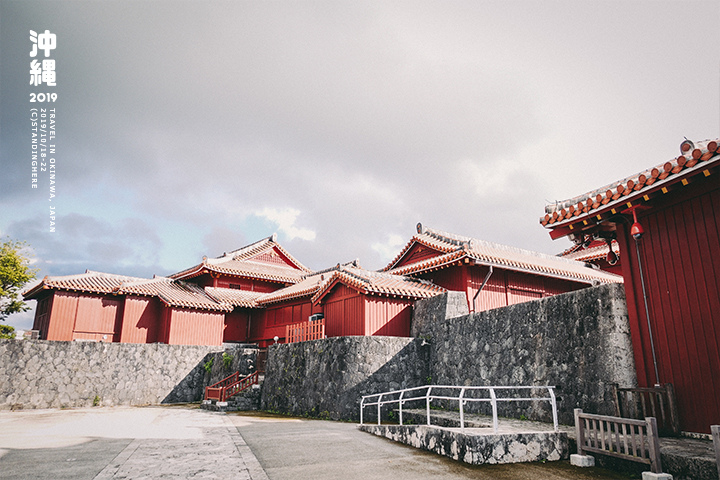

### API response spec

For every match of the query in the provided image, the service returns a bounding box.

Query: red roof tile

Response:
[312,266,446,304]
[204,287,263,308]
[560,239,619,263]
[385,225,622,285]
[256,261,361,306]
[24,271,232,312]
[23,270,146,299]
[541,138,720,231]
[170,234,310,284]
[118,277,232,312]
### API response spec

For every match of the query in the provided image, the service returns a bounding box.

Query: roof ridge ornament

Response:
[680,138,694,154]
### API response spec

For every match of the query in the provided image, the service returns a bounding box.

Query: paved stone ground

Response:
[229,411,639,480]
[0,406,677,480]
[0,406,264,480]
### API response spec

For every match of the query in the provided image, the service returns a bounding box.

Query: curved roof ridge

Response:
[545,138,718,214]
[541,138,719,228]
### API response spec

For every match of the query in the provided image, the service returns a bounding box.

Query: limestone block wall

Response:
[260,336,429,421]
[415,283,637,425]
[0,340,257,409]
[359,425,568,465]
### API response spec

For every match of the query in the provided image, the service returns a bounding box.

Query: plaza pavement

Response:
[0,406,638,479]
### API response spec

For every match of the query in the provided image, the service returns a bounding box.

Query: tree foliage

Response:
[0,238,38,322]
[0,324,15,339]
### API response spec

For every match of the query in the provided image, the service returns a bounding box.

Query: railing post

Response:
[459,387,466,431]
[646,417,662,474]
[711,425,720,479]
[360,397,364,425]
[664,383,680,436]
[377,393,383,426]
[426,386,433,426]
[548,387,558,432]
[399,391,404,426]
[489,387,498,433]
[574,409,584,455]
[611,383,621,417]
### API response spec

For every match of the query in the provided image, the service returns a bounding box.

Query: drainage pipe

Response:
[472,265,494,313]
[634,236,661,386]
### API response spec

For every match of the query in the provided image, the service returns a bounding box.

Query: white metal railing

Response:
[360,385,558,433]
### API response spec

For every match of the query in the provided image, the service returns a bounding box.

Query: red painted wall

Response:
[394,243,444,269]
[421,264,585,313]
[43,291,78,341]
[364,297,411,337]
[161,307,224,346]
[38,291,122,342]
[619,178,720,433]
[250,299,317,345]
[323,284,364,337]
[215,276,279,293]
[119,296,161,344]
[72,295,121,341]
[224,309,250,343]
[31,294,53,340]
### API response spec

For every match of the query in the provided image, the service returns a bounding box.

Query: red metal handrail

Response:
[286,318,325,344]
[204,371,259,402]
[207,371,239,390]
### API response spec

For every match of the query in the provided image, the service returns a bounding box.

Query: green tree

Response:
[0,238,38,331]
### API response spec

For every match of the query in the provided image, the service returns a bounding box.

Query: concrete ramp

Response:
[359,424,568,466]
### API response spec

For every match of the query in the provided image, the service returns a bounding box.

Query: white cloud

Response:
[371,234,406,265]
[255,207,316,242]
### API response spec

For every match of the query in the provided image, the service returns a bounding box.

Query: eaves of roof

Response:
[541,139,720,238]
[560,240,619,263]
[311,267,446,304]
[385,226,622,285]
[204,287,262,308]
[23,270,146,299]
[169,235,311,283]
[117,277,233,312]
[255,260,361,306]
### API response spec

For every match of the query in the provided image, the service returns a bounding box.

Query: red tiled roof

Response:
[541,139,720,233]
[170,234,311,284]
[118,277,232,312]
[23,270,146,299]
[204,287,263,308]
[256,260,361,306]
[312,266,446,304]
[385,225,622,285]
[256,274,324,305]
[23,271,232,312]
[560,239,619,263]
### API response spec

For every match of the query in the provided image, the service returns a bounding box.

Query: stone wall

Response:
[359,425,568,465]
[261,283,636,424]
[260,336,429,421]
[415,283,637,425]
[0,339,257,409]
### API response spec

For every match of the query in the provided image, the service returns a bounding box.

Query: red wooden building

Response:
[24,272,233,345]
[541,138,720,434]
[24,235,310,346]
[384,224,621,313]
[25,226,620,350]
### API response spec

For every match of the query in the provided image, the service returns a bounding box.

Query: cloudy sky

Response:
[1,0,718,330]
